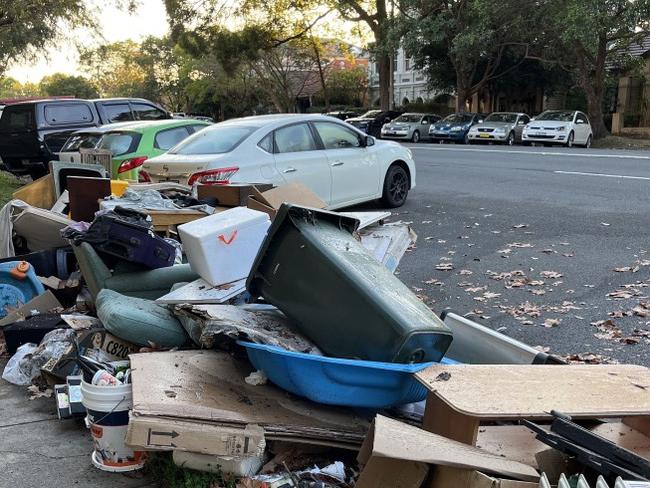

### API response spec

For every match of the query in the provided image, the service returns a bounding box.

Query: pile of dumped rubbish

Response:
[2,168,650,488]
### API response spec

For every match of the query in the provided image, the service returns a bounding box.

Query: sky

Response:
[7,0,170,83]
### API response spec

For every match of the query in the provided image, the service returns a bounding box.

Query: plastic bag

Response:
[2,343,37,385]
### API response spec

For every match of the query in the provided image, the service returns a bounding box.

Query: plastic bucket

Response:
[81,380,145,472]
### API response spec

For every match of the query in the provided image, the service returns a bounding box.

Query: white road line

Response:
[554,170,650,181]
[407,145,650,160]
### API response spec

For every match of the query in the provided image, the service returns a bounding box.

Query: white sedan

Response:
[141,114,416,208]
[522,110,593,148]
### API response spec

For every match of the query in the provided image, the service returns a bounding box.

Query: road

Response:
[391,143,650,365]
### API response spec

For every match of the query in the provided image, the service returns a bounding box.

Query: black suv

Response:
[345,109,404,137]
[0,98,170,178]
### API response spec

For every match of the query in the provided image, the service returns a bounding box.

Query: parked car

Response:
[380,113,442,143]
[0,98,170,178]
[95,119,211,181]
[345,109,403,137]
[467,112,530,145]
[325,111,359,121]
[57,122,144,163]
[141,114,416,208]
[429,113,485,144]
[522,110,593,148]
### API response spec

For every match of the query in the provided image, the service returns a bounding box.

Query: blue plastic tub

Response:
[0,261,45,318]
[238,341,456,408]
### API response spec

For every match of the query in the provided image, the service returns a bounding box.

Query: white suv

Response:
[522,110,593,148]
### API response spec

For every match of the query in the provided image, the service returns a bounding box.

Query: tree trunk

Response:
[456,85,468,112]
[586,89,608,139]
[378,53,391,110]
[579,35,609,139]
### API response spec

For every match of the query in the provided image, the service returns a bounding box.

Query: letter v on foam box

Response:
[178,207,271,286]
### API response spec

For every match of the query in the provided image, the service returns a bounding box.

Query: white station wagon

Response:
[141,114,416,208]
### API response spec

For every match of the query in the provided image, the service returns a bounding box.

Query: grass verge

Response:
[145,453,238,488]
[592,135,650,150]
[0,171,20,207]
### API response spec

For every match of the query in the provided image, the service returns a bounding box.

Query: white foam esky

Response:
[7,0,170,83]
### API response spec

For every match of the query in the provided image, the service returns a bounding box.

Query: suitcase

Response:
[247,205,453,363]
[86,212,176,269]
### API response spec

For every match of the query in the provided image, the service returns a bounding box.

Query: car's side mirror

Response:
[518,120,526,125]
[478,119,484,124]
[364,136,375,147]
[422,120,428,125]
[530,117,535,121]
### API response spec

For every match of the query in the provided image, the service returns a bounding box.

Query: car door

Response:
[574,112,590,143]
[515,115,529,141]
[272,122,332,204]
[312,121,379,207]
[419,116,431,138]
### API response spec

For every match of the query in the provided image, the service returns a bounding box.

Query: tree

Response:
[325,66,368,106]
[0,0,91,76]
[540,0,650,138]
[40,73,98,98]
[401,0,539,111]
[0,77,42,98]
[79,41,147,98]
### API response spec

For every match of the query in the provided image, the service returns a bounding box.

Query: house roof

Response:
[625,35,650,57]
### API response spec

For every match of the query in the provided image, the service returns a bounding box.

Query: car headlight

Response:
[556,126,566,131]
[451,125,462,131]
[494,127,506,133]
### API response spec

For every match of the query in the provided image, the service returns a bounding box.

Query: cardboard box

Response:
[197,183,274,207]
[356,415,539,488]
[247,182,326,219]
[12,173,56,209]
[429,467,539,488]
[127,415,266,456]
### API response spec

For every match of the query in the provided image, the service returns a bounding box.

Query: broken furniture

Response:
[178,207,271,286]
[440,310,565,364]
[12,173,56,209]
[49,160,109,198]
[72,242,197,300]
[125,350,370,454]
[96,289,188,348]
[67,176,112,223]
[356,415,539,488]
[239,341,456,408]
[11,200,75,252]
[247,204,453,363]
[415,364,650,446]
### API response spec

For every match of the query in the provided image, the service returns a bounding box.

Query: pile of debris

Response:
[2,169,650,487]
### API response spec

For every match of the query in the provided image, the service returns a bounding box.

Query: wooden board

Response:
[416,364,650,419]
[12,174,55,209]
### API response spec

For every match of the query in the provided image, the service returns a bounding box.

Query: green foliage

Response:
[322,67,368,106]
[0,77,41,98]
[145,452,237,488]
[40,73,98,98]
[0,0,92,76]
[0,171,21,207]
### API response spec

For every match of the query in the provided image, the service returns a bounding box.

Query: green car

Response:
[96,119,211,181]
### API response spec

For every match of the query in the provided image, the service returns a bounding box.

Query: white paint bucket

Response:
[81,380,145,472]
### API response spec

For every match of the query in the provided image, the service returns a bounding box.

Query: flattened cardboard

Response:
[357,416,538,482]
[429,467,539,488]
[127,415,266,456]
[247,183,326,219]
[12,173,56,209]
[197,183,274,207]
[128,350,368,447]
[0,290,62,327]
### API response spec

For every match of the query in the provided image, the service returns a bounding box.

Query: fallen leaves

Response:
[540,271,563,279]
[543,318,561,328]
[565,352,617,364]
[512,224,528,229]
[508,242,534,248]
[458,269,473,275]
[435,263,454,271]
[614,266,640,273]
[607,289,637,299]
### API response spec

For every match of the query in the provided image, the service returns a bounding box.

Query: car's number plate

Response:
[534,132,546,137]
[479,133,490,138]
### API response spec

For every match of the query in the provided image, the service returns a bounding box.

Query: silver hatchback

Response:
[380,113,442,143]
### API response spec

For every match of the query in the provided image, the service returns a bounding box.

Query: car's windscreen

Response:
[360,110,381,119]
[170,125,256,155]
[443,114,473,123]
[394,114,422,123]
[536,111,574,122]
[98,132,139,156]
[485,113,517,123]
[61,134,101,152]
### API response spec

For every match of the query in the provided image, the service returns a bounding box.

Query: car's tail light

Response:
[118,156,148,174]
[139,170,151,183]
[188,167,239,186]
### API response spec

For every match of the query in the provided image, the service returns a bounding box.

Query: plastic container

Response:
[81,380,145,472]
[0,261,45,318]
[239,341,456,408]
[247,205,453,363]
[178,207,271,286]
[110,180,129,197]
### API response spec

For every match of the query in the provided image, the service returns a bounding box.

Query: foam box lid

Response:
[178,207,270,239]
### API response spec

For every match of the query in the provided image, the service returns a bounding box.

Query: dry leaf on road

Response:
[540,271,563,279]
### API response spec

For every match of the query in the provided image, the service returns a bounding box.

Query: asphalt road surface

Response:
[390,143,650,365]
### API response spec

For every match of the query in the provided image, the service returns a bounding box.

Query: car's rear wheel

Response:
[506,131,515,146]
[463,133,470,144]
[411,130,420,143]
[565,131,574,148]
[382,164,409,208]
[585,135,592,148]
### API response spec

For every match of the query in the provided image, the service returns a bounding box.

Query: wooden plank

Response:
[12,174,55,209]
[416,364,650,419]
